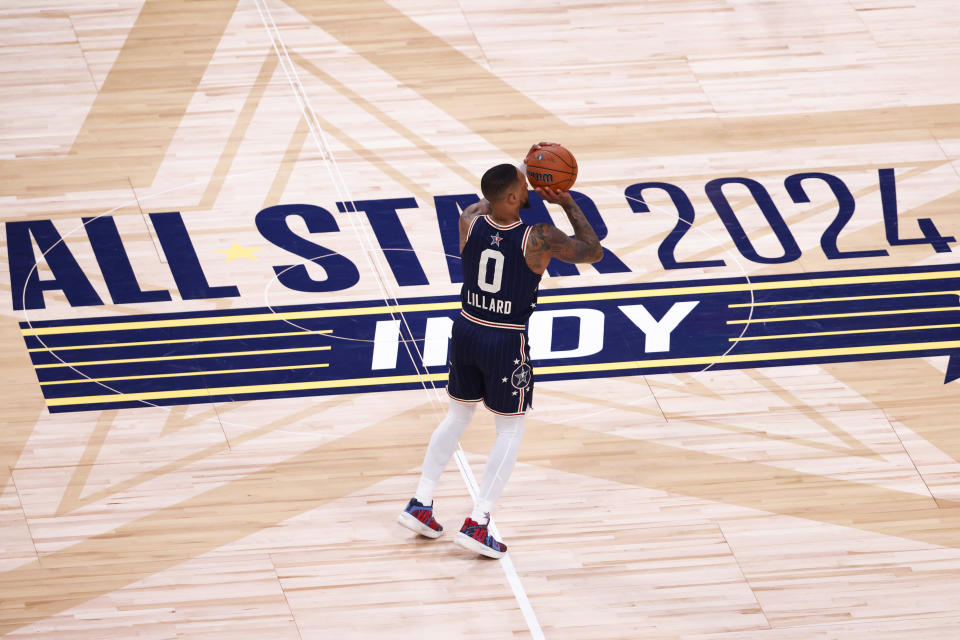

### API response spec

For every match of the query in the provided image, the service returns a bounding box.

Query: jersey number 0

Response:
[477,248,504,293]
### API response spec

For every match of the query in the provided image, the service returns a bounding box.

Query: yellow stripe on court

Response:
[45,372,449,406]
[40,363,330,385]
[45,339,960,407]
[541,270,960,305]
[27,330,332,352]
[728,290,960,308]
[34,345,331,369]
[727,306,960,325]
[729,323,960,342]
[21,303,460,337]
[22,269,960,337]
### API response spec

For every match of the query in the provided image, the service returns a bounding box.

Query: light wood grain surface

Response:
[2,0,960,637]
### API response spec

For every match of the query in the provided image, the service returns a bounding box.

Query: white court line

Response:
[250,2,546,638]
[252,0,442,411]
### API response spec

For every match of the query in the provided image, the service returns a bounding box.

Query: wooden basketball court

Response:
[3,0,960,637]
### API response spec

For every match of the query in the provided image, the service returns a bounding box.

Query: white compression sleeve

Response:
[473,413,526,519]
[414,400,477,504]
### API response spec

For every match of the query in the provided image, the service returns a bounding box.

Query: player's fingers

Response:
[542,187,560,202]
[535,187,554,202]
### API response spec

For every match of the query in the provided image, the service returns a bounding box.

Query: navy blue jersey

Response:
[459,216,542,330]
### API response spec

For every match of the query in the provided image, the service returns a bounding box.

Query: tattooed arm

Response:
[459,199,491,253]
[525,187,603,273]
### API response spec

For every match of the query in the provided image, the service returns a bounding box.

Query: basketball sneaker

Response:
[397,498,444,538]
[453,517,507,559]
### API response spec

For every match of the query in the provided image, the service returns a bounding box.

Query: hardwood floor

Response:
[2,0,960,637]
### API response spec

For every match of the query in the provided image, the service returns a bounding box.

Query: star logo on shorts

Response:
[490,232,503,246]
[501,377,508,383]
[510,363,532,389]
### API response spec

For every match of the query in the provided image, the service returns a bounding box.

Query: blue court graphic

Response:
[19,263,960,412]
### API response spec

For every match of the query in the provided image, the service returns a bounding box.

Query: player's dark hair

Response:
[481,163,521,202]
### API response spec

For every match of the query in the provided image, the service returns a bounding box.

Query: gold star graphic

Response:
[216,242,261,262]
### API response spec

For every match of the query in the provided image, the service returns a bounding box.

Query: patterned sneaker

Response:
[397,498,444,539]
[453,517,507,559]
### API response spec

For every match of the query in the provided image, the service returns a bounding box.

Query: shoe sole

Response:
[397,511,443,539]
[453,532,506,559]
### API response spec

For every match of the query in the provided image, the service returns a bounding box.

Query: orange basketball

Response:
[525,145,578,191]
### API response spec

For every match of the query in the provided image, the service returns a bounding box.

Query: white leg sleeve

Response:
[474,414,526,518]
[414,400,477,504]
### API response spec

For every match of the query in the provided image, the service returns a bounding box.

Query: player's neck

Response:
[488,204,520,226]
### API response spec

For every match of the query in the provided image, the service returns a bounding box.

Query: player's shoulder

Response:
[459,200,490,234]
[461,199,490,222]
[525,221,565,252]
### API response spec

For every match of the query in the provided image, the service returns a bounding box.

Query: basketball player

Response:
[398,142,603,558]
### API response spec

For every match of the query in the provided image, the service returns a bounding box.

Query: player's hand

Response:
[535,186,574,207]
[526,141,561,158]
